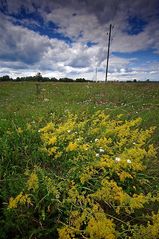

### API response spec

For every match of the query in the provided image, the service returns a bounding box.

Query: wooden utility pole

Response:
[105,24,112,83]
[96,67,98,82]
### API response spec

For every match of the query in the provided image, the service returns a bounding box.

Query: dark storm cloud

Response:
[1,0,158,21]
[85,0,159,22]
[1,0,158,40]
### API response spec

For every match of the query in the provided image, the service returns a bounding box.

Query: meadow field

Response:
[0,81,159,238]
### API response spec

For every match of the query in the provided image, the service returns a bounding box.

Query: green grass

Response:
[0,82,159,171]
[1,81,158,175]
[0,81,159,238]
[1,81,159,136]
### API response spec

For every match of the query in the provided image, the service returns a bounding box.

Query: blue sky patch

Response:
[5,10,74,44]
[126,16,147,35]
[86,41,98,47]
[112,49,159,62]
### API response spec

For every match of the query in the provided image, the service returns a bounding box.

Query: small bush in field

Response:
[5,111,159,238]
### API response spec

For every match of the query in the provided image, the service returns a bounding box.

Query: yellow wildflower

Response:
[27,172,39,191]
[48,147,58,156]
[117,114,124,119]
[8,193,32,209]
[48,136,57,145]
[147,144,157,158]
[40,122,54,132]
[133,211,159,238]
[66,142,77,152]
[86,211,116,239]
[26,123,32,130]
[54,151,62,159]
[129,194,148,210]
[118,171,133,182]
[8,197,17,209]
[80,143,89,151]
[58,226,74,239]
[44,176,59,196]
[17,127,23,134]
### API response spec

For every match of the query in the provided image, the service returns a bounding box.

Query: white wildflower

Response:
[56,194,60,199]
[99,148,105,153]
[95,138,98,142]
[96,153,99,157]
[115,157,121,162]
[127,159,131,164]
[44,98,49,102]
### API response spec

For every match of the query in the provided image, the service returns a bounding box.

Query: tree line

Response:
[0,73,92,83]
[0,74,157,83]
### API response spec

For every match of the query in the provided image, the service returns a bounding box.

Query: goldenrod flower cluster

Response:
[27,172,39,191]
[8,192,32,209]
[7,111,159,238]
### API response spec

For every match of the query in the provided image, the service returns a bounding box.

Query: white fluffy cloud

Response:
[0,0,159,81]
[0,13,96,78]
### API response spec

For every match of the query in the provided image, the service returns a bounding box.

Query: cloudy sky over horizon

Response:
[0,0,159,81]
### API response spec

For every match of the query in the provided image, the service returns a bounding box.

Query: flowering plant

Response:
[6,111,159,238]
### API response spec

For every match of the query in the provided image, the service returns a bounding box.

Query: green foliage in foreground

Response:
[1,111,159,238]
[0,82,159,238]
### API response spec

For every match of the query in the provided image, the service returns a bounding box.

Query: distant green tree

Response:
[51,77,58,82]
[59,78,74,82]
[34,72,43,82]
[75,78,86,82]
[15,77,21,81]
[0,75,11,81]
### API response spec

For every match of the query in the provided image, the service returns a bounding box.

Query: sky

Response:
[0,0,159,81]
